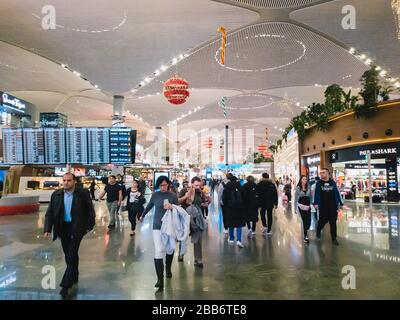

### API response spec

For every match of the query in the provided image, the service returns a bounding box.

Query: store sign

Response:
[0,92,26,114]
[345,164,386,169]
[330,142,400,163]
[306,155,320,165]
[360,148,397,156]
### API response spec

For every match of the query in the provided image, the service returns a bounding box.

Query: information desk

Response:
[0,195,40,215]
[18,177,63,202]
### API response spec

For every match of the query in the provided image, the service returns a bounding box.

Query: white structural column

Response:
[112,95,125,127]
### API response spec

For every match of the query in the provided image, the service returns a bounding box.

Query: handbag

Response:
[298,203,311,211]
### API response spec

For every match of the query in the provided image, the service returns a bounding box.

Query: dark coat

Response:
[222,181,246,228]
[241,181,259,222]
[44,188,96,241]
[125,187,146,213]
[256,179,278,208]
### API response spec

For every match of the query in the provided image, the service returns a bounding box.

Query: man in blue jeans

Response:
[313,168,343,245]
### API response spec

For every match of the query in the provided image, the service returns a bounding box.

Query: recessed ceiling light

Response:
[295,102,300,107]
[375,66,381,71]
[161,65,168,71]
[359,54,366,60]
[349,48,356,54]
[140,81,145,86]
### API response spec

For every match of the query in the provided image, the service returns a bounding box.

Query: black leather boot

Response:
[165,254,174,278]
[154,259,164,291]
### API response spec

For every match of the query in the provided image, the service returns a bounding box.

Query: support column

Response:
[224,125,229,171]
[112,95,125,127]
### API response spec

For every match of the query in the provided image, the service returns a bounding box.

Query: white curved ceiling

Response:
[0,0,398,154]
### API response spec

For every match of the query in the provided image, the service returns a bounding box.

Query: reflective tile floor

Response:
[1,194,400,300]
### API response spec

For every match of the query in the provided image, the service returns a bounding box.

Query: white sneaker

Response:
[223,229,229,234]
[247,230,252,238]
[228,239,235,244]
[236,241,244,248]
[262,227,267,234]
[267,231,273,235]
[252,231,256,235]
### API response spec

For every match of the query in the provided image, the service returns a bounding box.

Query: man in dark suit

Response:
[44,173,95,298]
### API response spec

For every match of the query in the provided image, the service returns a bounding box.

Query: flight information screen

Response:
[2,128,24,164]
[23,128,45,164]
[110,128,136,164]
[44,128,66,164]
[66,128,88,164]
[87,128,110,164]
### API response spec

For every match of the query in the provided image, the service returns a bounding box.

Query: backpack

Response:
[228,187,243,209]
[247,186,259,208]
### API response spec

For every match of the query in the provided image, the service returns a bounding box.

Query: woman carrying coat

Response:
[241,175,259,238]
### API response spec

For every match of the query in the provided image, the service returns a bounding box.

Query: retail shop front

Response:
[329,142,400,202]
[299,100,400,203]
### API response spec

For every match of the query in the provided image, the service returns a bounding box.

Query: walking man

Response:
[313,168,343,245]
[256,173,278,235]
[43,173,95,298]
[99,175,123,229]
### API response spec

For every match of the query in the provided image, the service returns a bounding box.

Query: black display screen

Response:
[44,128,66,164]
[87,128,110,164]
[23,128,45,164]
[66,128,88,164]
[110,128,136,164]
[2,128,24,164]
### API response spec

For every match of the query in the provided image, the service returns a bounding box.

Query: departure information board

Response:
[2,127,137,165]
[23,128,45,164]
[2,128,24,164]
[87,128,110,164]
[66,128,88,164]
[110,128,136,164]
[44,128,66,164]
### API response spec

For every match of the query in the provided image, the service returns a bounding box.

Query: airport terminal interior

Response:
[1,0,400,300]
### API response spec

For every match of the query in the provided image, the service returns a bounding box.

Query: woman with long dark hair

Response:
[140,176,178,291]
[294,175,312,244]
[125,180,146,236]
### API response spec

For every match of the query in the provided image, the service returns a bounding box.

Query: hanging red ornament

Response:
[257,144,268,153]
[204,137,213,149]
[163,75,190,105]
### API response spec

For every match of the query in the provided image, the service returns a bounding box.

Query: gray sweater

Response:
[142,191,178,230]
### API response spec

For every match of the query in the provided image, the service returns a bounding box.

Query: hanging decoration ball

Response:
[204,137,213,149]
[163,75,190,105]
[257,144,268,153]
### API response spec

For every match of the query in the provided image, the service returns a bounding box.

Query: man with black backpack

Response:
[257,173,278,235]
[222,175,246,248]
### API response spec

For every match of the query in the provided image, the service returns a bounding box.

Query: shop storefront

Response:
[329,142,400,202]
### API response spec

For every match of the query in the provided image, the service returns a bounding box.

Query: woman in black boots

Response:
[294,175,312,244]
[140,176,178,291]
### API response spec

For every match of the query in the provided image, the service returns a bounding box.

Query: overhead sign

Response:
[0,92,27,114]
[330,142,400,163]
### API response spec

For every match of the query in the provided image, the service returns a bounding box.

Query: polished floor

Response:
[1,193,400,300]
